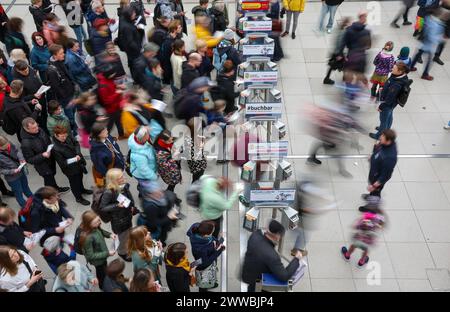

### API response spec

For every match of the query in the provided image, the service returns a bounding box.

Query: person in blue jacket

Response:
[187,221,224,292]
[41,235,76,274]
[128,126,158,186]
[65,38,96,91]
[30,32,51,82]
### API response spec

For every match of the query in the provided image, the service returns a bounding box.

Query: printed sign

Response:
[243,20,272,32]
[248,141,289,160]
[245,103,282,117]
[241,1,270,11]
[243,71,278,84]
[242,44,275,56]
[250,189,296,202]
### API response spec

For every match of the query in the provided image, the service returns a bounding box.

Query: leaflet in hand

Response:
[17,162,26,171]
[111,237,120,251]
[63,233,75,246]
[36,85,51,96]
[117,194,131,208]
[58,220,71,228]
[46,144,54,153]
[24,230,46,247]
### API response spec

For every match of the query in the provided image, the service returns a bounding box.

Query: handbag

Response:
[195,261,218,289]
[23,260,47,292]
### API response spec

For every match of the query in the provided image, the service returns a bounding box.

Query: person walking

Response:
[391,0,415,28]
[317,0,344,34]
[52,260,98,292]
[280,0,306,39]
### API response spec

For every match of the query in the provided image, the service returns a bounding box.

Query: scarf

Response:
[43,200,60,214]
[166,256,190,272]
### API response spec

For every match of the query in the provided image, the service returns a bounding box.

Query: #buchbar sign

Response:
[245,102,282,118]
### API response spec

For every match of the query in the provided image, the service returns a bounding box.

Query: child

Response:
[206,99,227,127]
[396,46,412,69]
[46,100,71,137]
[41,235,76,274]
[341,207,385,267]
[170,39,186,95]
[370,41,395,99]
[154,130,182,193]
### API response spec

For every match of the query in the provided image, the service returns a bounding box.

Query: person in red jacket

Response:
[96,64,125,139]
[0,75,10,113]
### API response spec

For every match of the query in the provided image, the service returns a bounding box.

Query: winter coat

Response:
[82,228,111,266]
[342,22,372,54]
[65,49,96,92]
[198,53,214,77]
[143,70,164,101]
[216,39,242,69]
[0,222,27,253]
[121,105,165,138]
[165,265,190,292]
[76,105,98,134]
[117,10,142,62]
[4,31,30,58]
[211,72,240,114]
[30,192,73,245]
[0,142,26,182]
[99,184,134,234]
[159,35,176,84]
[194,24,221,48]
[90,28,112,57]
[96,73,122,114]
[128,133,158,181]
[52,135,87,176]
[140,192,173,235]
[369,142,398,186]
[187,223,223,270]
[11,66,42,100]
[29,4,52,32]
[242,229,300,286]
[96,51,126,78]
[180,61,199,90]
[199,177,240,220]
[47,112,71,137]
[2,96,39,136]
[173,87,205,121]
[130,55,152,89]
[373,51,395,76]
[417,0,440,17]
[89,136,125,177]
[52,261,94,292]
[20,127,56,176]
[209,7,227,33]
[47,58,75,101]
[379,73,409,111]
[30,44,51,81]
[420,15,445,53]
[282,0,306,12]
[0,5,8,43]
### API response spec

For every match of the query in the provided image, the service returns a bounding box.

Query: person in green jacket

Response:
[199,176,242,237]
[79,210,116,290]
[46,100,71,137]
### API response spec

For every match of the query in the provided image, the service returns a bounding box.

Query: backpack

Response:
[125,150,132,177]
[18,197,34,231]
[213,48,228,72]
[73,226,83,255]
[397,79,413,107]
[156,150,182,186]
[186,175,210,208]
[90,187,112,223]
[1,111,16,135]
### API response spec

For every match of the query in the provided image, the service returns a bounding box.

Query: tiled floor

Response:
[2,1,450,292]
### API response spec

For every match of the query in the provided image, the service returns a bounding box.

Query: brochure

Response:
[117,193,131,208]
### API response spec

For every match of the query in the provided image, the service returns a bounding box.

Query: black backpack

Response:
[73,226,83,255]
[397,79,413,107]
[1,110,16,135]
[91,187,112,223]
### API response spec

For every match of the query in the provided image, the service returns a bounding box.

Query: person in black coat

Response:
[159,19,183,84]
[146,58,164,101]
[148,16,170,48]
[4,17,30,59]
[130,43,159,91]
[0,206,31,253]
[20,117,70,192]
[99,169,134,261]
[117,7,143,67]
[1,80,41,142]
[365,129,398,199]
[30,186,73,246]
[164,242,192,292]
[103,258,129,292]
[211,60,240,114]
[29,0,53,32]
[52,125,92,205]
[242,220,302,292]
[181,53,201,89]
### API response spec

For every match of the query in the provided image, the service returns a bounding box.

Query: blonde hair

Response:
[195,39,207,50]
[57,262,75,282]
[127,226,153,261]
[9,49,27,63]
[105,168,124,192]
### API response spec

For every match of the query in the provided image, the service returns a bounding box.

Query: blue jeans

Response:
[411,49,433,76]
[7,173,33,207]
[72,25,87,45]
[318,3,339,31]
[376,109,393,138]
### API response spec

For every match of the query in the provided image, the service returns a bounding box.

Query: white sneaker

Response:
[444,125,450,130]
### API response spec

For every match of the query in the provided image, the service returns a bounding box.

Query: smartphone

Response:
[190,258,202,268]
[34,270,42,275]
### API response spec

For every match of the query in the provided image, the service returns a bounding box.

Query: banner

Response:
[242,44,275,56]
[243,20,273,32]
[243,71,278,84]
[250,189,296,202]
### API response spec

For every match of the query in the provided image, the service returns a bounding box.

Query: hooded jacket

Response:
[379,73,409,111]
[89,135,125,176]
[47,111,71,137]
[47,57,75,101]
[216,39,242,68]
[186,223,223,271]
[180,61,200,89]
[65,49,96,91]
[342,22,371,54]
[369,142,398,186]
[30,42,51,80]
[90,27,112,56]
[209,7,227,33]
[96,72,123,114]
[117,9,142,62]
[128,133,158,181]
[2,96,39,136]
[143,70,164,101]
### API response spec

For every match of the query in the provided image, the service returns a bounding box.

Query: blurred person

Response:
[212,0,229,26]
[181,52,202,90]
[267,0,285,62]
[98,168,135,261]
[130,42,160,91]
[164,242,195,292]
[52,125,92,205]
[96,42,126,78]
[86,0,110,27]
[145,58,164,101]
[65,38,96,92]
[192,0,210,18]
[396,46,412,68]
[410,8,447,80]
[154,130,182,192]
[4,17,30,59]
[172,39,188,92]
[78,210,116,289]
[323,17,352,85]
[160,19,183,84]
[413,0,440,38]
[59,0,87,45]
[214,29,241,73]
[30,186,73,246]
[42,13,68,47]
[0,245,45,292]
[127,226,163,279]
[211,60,239,114]
[370,41,395,99]
[209,1,227,33]
[364,129,398,198]
[21,118,70,192]
[317,0,344,34]
[89,122,125,187]
[242,220,303,292]
[41,235,76,274]
[195,39,214,77]
[0,206,32,253]
[280,0,306,39]
[369,62,409,140]
[117,7,143,67]
[75,91,107,146]
[30,32,51,82]
[47,100,71,138]
[0,136,32,208]
[187,220,224,292]
[206,99,227,127]
[194,15,222,54]
[103,258,129,292]
[53,260,98,292]
[130,0,151,27]
[433,0,450,65]
[199,176,241,238]
[0,4,9,44]
[148,15,171,49]
[391,0,415,28]
[130,268,161,292]
[171,0,188,35]
[128,126,158,185]
[29,0,53,33]
[90,18,112,58]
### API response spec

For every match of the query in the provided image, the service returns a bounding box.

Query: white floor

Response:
[3,0,450,292]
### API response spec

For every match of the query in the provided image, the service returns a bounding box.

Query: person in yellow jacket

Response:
[281,0,306,39]
[194,15,223,57]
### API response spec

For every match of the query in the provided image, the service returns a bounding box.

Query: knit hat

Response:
[268,219,285,236]
[399,47,410,58]
[93,18,109,29]
[43,236,61,253]
[223,28,235,41]
[143,42,160,53]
